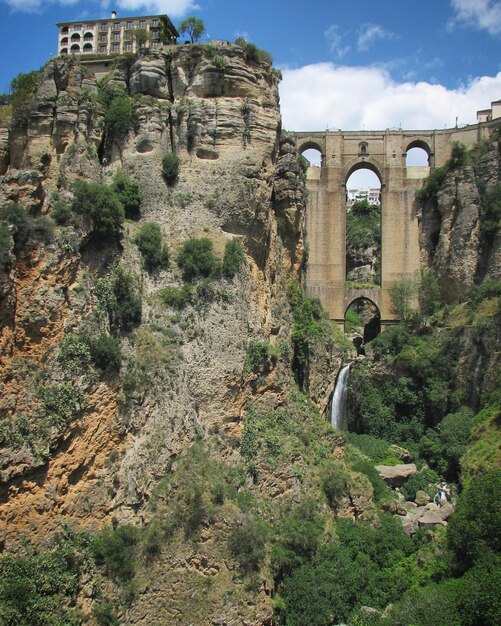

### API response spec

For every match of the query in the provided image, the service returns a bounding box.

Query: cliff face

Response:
[418,139,501,406]
[419,140,501,302]
[0,45,325,551]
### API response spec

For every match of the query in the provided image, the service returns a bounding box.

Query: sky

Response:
[0,0,500,182]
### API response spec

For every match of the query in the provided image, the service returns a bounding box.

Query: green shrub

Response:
[320,462,350,511]
[111,268,142,332]
[0,532,87,625]
[182,486,206,537]
[448,469,501,570]
[177,237,220,282]
[228,517,268,573]
[57,333,92,375]
[222,238,245,278]
[92,525,139,583]
[245,339,272,370]
[87,334,121,372]
[135,222,169,271]
[104,95,137,138]
[71,181,124,237]
[161,152,180,185]
[0,222,12,268]
[418,268,441,316]
[159,284,192,308]
[111,170,142,220]
[399,467,439,501]
[235,38,273,64]
[345,433,394,464]
[39,383,84,429]
[51,200,72,226]
[92,599,120,626]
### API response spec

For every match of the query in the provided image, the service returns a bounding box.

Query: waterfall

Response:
[331,365,350,430]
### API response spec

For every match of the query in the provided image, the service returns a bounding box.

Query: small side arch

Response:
[70,44,81,54]
[344,297,381,350]
[83,43,93,53]
[71,33,81,42]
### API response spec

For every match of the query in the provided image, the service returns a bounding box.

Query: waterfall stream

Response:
[331,365,350,430]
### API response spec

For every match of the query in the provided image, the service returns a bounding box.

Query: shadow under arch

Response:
[344,296,381,354]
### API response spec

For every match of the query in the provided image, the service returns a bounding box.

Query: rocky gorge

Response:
[0,41,499,626]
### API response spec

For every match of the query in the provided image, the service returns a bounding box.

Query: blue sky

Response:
[1,0,500,134]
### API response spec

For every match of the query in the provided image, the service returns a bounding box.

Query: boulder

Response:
[415,490,431,505]
[375,463,417,487]
[390,444,412,462]
[418,508,447,528]
[401,514,420,535]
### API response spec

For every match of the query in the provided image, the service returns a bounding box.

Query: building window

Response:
[112,32,120,41]
[100,23,108,31]
[152,18,159,26]
[112,21,120,30]
[126,21,133,29]
[151,41,159,49]
[139,20,146,28]
[73,25,82,31]
[99,33,107,42]
[111,43,120,52]
[124,42,133,52]
[99,45,107,53]
[151,29,159,39]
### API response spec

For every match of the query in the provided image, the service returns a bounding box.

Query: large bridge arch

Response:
[291,123,493,323]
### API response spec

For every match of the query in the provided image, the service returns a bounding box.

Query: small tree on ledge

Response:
[179,17,206,43]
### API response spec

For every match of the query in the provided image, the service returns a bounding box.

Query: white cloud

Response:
[1,0,197,16]
[450,0,501,35]
[357,23,397,51]
[279,62,501,131]
[324,25,350,58]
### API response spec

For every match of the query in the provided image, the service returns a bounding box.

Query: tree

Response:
[71,181,124,237]
[178,17,206,43]
[135,222,169,272]
[177,237,219,282]
[111,170,142,219]
[125,27,149,51]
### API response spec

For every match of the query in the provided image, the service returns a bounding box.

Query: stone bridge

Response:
[291,121,495,324]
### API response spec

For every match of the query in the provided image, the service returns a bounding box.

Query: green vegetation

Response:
[0,527,91,625]
[228,517,268,573]
[0,204,54,267]
[245,339,275,371]
[8,69,40,128]
[135,222,169,272]
[222,238,246,278]
[416,141,467,204]
[161,152,180,185]
[159,284,192,308]
[87,334,121,372]
[111,170,142,220]
[177,237,220,282]
[346,199,380,249]
[178,17,206,43]
[235,37,273,65]
[97,81,137,140]
[287,280,336,388]
[71,181,124,237]
[92,525,139,583]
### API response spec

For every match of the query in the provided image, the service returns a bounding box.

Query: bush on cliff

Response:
[162,152,180,185]
[71,181,124,237]
[111,170,142,220]
[177,237,220,282]
[135,222,169,272]
[222,238,246,278]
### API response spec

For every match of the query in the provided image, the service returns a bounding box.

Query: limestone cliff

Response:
[0,44,349,624]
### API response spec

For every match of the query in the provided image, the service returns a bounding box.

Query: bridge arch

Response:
[344,296,381,350]
[345,158,383,185]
